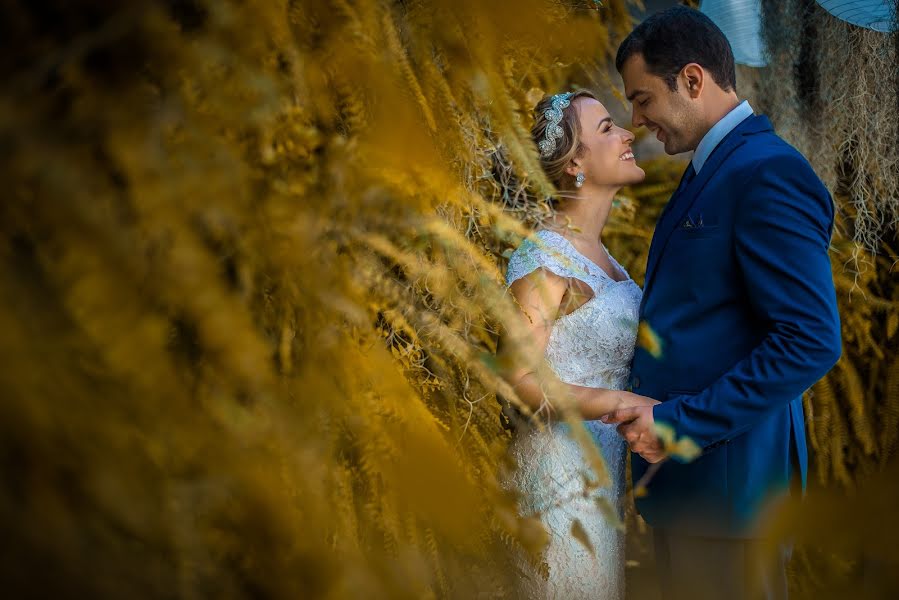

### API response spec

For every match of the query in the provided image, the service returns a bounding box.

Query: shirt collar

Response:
[691,100,754,174]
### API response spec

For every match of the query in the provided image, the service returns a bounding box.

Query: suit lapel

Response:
[642,165,693,286]
[642,115,773,295]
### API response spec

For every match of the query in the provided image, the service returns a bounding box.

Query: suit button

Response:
[633,377,641,389]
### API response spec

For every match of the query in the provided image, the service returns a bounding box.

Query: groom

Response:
[603,6,841,599]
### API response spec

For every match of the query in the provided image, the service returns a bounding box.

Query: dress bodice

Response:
[505,229,643,390]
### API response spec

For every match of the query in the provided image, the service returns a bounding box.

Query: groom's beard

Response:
[654,96,702,156]
[649,125,689,156]
[658,119,701,156]
[662,128,701,156]
[663,135,691,156]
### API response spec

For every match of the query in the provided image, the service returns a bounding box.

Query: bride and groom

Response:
[500,7,841,599]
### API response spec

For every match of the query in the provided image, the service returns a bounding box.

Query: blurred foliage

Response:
[0,0,643,598]
[770,454,899,598]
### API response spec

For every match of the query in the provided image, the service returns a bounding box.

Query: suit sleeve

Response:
[652,151,841,454]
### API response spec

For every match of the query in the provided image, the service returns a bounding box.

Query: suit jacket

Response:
[630,114,841,538]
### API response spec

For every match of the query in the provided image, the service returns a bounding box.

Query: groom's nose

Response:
[630,107,645,129]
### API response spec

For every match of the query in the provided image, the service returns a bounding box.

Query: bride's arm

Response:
[498,269,655,420]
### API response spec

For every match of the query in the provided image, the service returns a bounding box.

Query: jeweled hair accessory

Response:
[538,92,573,157]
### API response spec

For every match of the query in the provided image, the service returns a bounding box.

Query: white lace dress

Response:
[504,229,642,599]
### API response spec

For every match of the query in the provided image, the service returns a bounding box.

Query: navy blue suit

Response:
[630,114,841,538]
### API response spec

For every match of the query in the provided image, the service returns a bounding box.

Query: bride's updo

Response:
[531,90,597,191]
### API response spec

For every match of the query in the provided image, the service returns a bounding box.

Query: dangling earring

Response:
[575,172,585,188]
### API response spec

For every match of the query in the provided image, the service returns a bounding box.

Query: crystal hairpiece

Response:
[538,92,573,157]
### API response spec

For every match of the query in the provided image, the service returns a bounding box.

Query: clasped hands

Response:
[602,392,666,464]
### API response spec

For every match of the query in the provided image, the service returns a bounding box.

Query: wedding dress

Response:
[504,229,642,599]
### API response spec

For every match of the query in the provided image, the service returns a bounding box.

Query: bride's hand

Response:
[581,388,659,421]
[611,391,659,412]
[602,393,665,462]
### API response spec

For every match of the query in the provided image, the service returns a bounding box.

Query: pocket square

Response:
[680,212,705,229]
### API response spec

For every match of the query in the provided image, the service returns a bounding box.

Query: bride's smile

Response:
[565,97,645,190]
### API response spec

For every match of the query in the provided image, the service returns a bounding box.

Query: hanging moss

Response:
[759,0,899,484]
[756,2,899,596]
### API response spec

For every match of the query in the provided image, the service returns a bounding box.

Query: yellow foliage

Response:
[0,0,639,597]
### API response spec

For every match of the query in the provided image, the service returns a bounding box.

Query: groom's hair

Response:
[615,6,736,93]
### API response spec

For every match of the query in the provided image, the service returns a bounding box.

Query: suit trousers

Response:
[652,528,791,600]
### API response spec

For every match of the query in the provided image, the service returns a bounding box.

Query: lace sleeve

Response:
[505,231,591,287]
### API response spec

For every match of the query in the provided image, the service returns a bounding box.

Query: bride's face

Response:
[570,98,645,188]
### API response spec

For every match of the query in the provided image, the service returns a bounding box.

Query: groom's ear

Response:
[681,63,704,99]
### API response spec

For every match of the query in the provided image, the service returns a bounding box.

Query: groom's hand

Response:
[602,405,666,463]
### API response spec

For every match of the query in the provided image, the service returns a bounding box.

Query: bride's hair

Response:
[530,90,597,191]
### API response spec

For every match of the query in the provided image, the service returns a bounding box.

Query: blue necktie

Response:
[676,162,697,196]
[658,163,696,225]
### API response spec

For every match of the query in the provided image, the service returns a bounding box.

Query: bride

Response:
[498,90,658,599]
